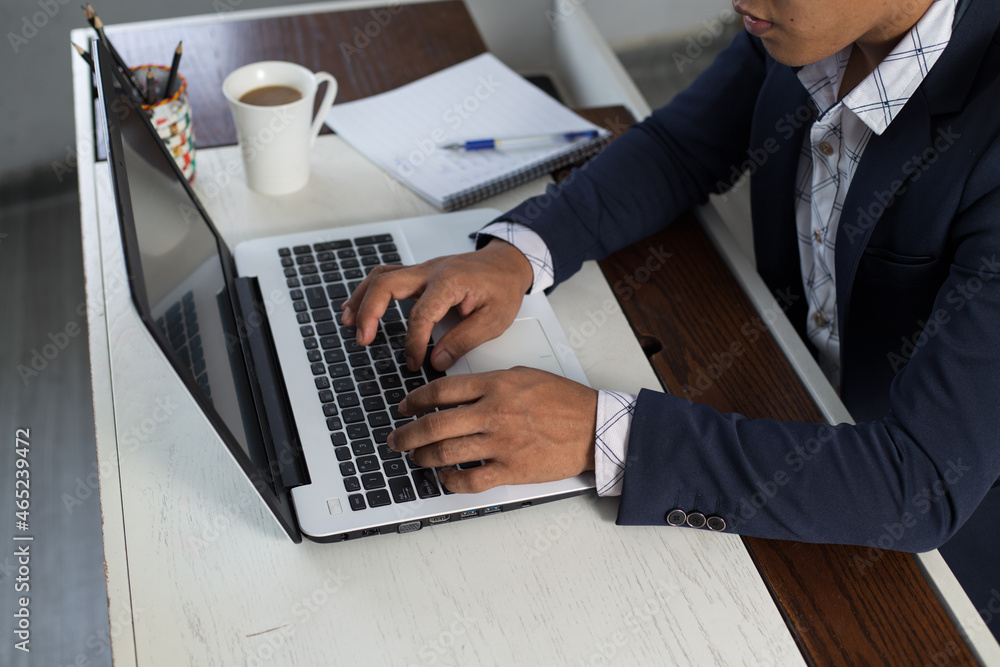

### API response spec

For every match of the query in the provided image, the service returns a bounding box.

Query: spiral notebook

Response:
[324,53,611,210]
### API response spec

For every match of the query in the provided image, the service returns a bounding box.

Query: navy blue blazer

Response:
[493,0,1000,550]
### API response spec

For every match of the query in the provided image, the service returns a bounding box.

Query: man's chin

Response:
[755,34,824,68]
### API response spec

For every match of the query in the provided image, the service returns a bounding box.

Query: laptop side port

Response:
[397,521,422,534]
[429,515,451,524]
[484,505,502,514]
[362,528,380,537]
[460,510,478,519]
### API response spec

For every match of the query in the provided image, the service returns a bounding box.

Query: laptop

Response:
[94,40,595,543]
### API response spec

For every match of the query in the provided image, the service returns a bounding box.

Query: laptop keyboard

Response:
[278,234,457,511]
[155,290,212,402]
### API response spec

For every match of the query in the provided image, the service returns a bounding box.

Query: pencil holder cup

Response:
[131,65,197,183]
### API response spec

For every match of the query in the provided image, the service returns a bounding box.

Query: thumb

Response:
[431,309,506,370]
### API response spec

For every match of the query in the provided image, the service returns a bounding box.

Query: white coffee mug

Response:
[222,61,338,195]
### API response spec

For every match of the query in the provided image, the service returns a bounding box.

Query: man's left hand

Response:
[388,367,598,493]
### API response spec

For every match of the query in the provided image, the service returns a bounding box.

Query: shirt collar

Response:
[796,0,956,135]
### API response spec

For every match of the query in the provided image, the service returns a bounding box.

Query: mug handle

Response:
[309,72,339,147]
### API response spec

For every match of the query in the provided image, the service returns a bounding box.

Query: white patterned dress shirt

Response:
[477,0,954,497]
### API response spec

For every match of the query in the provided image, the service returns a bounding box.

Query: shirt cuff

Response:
[594,390,637,497]
[476,221,555,295]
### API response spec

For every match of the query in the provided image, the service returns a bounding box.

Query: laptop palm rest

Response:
[435,317,565,377]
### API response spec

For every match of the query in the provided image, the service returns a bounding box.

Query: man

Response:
[344,0,1000,630]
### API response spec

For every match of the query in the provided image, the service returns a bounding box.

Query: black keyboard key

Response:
[345,269,364,280]
[302,275,322,286]
[383,253,401,263]
[335,446,352,462]
[319,261,339,271]
[385,388,406,405]
[343,408,365,424]
[284,267,298,278]
[340,325,357,339]
[363,396,386,412]
[299,314,313,326]
[374,359,396,375]
[323,404,339,417]
[299,264,319,275]
[316,251,334,262]
[318,390,334,403]
[320,336,341,350]
[389,477,416,502]
[370,345,392,360]
[349,353,370,368]
[340,461,356,476]
[401,365,422,379]
[304,337,319,350]
[279,247,292,257]
[328,240,353,250]
[296,255,316,265]
[368,411,391,428]
[354,367,376,382]
[289,288,304,300]
[367,489,391,507]
[323,272,343,283]
[313,308,334,322]
[349,494,365,511]
[287,277,301,288]
[378,444,402,460]
[325,349,346,364]
[362,255,381,266]
[358,381,380,397]
[407,455,422,469]
[315,377,331,390]
[310,362,326,376]
[344,340,365,354]
[390,405,406,421]
[316,322,338,336]
[328,363,350,378]
[347,423,370,440]
[327,417,343,431]
[338,392,360,408]
[380,374,403,390]
[362,472,385,489]
[300,325,315,338]
[331,432,347,447]
[374,234,393,243]
[405,378,425,392]
[344,477,361,492]
[378,243,396,253]
[357,455,380,473]
[338,248,357,259]
[349,280,363,291]
[293,245,312,255]
[326,284,349,300]
[411,468,441,499]
[294,301,308,313]
[382,309,402,323]
[389,336,406,350]
[354,235,377,246]
[352,439,375,456]
[373,427,392,444]
[305,287,327,310]
[333,378,355,393]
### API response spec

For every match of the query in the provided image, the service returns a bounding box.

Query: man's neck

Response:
[838,0,936,99]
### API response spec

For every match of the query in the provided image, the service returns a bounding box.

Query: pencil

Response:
[145,67,157,105]
[72,42,94,70]
[92,14,144,95]
[162,41,182,99]
[81,4,95,27]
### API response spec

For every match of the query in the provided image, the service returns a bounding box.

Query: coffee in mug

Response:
[222,61,338,195]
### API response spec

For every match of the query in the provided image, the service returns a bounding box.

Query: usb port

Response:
[429,515,451,524]
[484,505,502,514]
[460,510,478,519]
[362,528,380,537]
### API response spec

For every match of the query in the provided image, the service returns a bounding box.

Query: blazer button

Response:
[707,516,727,531]
[665,509,687,526]
[686,512,707,529]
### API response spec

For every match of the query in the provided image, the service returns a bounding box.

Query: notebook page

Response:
[324,53,609,207]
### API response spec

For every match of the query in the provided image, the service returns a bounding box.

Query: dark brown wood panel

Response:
[581,106,976,666]
[102,1,487,150]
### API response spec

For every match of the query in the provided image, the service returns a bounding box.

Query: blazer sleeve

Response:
[490,30,770,289]
[618,176,1000,552]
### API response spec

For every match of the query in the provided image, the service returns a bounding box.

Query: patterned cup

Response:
[131,65,196,183]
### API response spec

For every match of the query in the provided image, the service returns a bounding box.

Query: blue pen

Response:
[442,130,601,151]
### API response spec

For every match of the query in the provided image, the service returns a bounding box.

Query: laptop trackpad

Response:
[464,318,565,376]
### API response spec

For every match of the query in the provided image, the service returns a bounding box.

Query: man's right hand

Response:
[340,238,535,372]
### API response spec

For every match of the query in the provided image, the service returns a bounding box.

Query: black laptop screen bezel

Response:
[93,39,302,543]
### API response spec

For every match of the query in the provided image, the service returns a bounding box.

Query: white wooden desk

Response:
[71,1,999,665]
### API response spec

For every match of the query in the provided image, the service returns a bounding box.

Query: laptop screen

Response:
[96,44,282,500]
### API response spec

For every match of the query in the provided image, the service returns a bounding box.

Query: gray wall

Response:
[0,0,729,183]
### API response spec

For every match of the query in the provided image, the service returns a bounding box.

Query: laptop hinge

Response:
[232,276,310,490]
